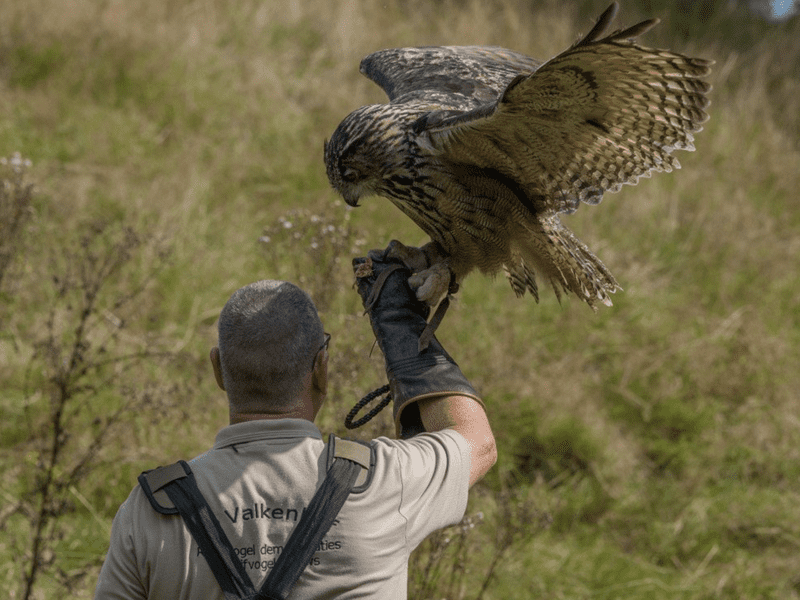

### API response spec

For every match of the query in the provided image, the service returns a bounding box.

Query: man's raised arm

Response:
[353,249,496,486]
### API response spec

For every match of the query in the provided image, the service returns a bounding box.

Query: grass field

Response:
[1,0,799,598]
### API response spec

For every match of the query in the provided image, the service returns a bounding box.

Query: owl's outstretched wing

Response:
[360,45,542,111]
[412,2,713,214]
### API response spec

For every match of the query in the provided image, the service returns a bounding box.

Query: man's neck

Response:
[229,406,315,425]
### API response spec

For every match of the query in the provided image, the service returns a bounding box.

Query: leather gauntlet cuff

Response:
[388,352,482,438]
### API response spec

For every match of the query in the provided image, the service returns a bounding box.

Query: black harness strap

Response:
[257,458,361,599]
[162,463,256,600]
[138,435,373,600]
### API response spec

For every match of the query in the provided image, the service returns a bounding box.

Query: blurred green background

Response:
[1,0,799,598]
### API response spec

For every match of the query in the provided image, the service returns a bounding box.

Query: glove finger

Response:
[367,247,389,262]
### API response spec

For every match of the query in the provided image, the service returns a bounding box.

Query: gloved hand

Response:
[353,247,481,438]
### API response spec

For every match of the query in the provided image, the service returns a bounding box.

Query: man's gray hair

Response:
[217,280,324,410]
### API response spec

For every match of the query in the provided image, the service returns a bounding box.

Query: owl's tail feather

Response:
[505,217,620,310]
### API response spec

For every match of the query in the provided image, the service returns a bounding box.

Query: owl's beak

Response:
[342,190,361,208]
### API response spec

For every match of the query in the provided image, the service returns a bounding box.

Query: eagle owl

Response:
[325,2,712,311]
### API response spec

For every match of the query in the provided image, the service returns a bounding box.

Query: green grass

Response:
[1,0,799,598]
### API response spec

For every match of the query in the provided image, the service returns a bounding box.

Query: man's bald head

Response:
[217,280,324,412]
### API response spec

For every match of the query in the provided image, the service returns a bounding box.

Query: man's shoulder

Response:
[367,429,471,487]
[358,429,471,547]
[370,428,469,454]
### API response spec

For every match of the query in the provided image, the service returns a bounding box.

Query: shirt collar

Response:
[214,418,323,449]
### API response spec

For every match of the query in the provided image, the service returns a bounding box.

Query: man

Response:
[94,251,496,599]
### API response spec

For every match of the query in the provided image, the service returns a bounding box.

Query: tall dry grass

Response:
[1,0,799,597]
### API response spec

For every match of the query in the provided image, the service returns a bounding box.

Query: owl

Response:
[325,2,712,318]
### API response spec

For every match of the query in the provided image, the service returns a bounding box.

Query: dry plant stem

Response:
[445,524,469,597]
[473,540,511,600]
[22,232,118,599]
[417,531,449,599]
[15,220,175,599]
[474,492,544,600]
[0,155,34,290]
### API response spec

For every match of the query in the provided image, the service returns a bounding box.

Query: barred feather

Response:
[325,2,712,309]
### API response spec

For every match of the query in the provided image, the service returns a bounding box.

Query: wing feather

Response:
[416,3,713,214]
[360,46,542,110]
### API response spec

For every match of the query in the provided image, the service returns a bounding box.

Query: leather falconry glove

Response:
[353,247,481,439]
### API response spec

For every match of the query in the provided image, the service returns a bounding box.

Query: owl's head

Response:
[324,104,418,207]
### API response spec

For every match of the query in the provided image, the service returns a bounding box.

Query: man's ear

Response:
[210,347,225,391]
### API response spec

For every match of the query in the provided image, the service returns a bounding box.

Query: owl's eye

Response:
[342,167,361,183]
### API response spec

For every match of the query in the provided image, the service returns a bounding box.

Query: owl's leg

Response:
[409,241,456,308]
[383,239,430,273]
[408,263,453,305]
[384,240,454,305]
[383,240,459,352]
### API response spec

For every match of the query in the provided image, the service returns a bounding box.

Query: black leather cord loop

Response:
[344,385,392,429]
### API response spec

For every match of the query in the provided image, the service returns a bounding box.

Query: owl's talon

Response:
[408,262,452,306]
[378,239,452,306]
[383,239,430,272]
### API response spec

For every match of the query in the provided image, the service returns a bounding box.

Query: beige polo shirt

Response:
[94,419,471,599]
